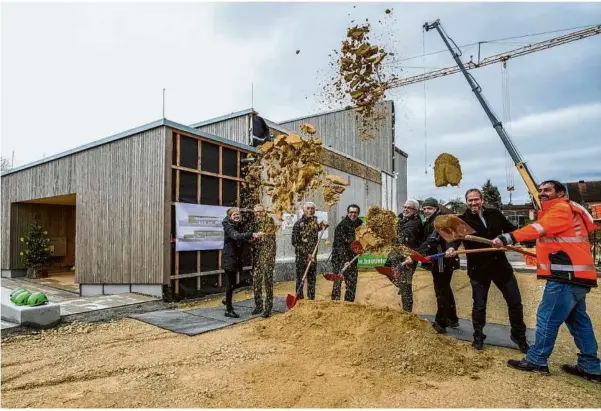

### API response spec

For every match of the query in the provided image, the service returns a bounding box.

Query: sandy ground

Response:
[2,269,600,408]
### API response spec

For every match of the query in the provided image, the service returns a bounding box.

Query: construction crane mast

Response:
[411,20,600,210]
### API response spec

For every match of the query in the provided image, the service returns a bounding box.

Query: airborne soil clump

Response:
[434,152,463,187]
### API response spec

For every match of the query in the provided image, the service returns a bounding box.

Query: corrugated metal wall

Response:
[279,101,395,173]
[193,115,250,146]
[1,127,168,285]
[395,151,408,210]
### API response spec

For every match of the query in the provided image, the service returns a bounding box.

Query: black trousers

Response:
[431,266,459,327]
[331,262,358,302]
[295,254,317,300]
[470,273,527,340]
[224,269,251,309]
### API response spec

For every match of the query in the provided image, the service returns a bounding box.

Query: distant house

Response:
[502,203,536,227]
[566,180,601,220]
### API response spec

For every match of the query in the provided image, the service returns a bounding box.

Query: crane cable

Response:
[423,27,428,174]
[501,61,516,199]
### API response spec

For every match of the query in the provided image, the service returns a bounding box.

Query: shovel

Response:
[434,215,536,258]
[427,247,508,260]
[323,241,365,281]
[287,227,327,310]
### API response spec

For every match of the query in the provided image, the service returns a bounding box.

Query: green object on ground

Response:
[12,290,32,306]
[10,287,28,298]
[26,291,49,307]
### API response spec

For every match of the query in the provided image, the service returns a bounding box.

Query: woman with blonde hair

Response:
[222,207,263,318]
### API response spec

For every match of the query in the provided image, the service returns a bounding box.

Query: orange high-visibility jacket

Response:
[510,197,597,287]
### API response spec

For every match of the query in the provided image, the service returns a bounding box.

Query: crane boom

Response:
[389,24,601,88]
[423,19,543,209]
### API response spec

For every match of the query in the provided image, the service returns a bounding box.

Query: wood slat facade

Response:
[1,127,168,285]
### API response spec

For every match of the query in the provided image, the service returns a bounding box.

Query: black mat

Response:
[130,297,288,336]
[418,314,536,350]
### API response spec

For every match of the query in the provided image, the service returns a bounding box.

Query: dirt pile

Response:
[434,153,463,187]
[254,301,493,377]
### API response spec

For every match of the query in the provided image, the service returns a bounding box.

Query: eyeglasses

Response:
[348,211,358,214]
[403,206,416,210]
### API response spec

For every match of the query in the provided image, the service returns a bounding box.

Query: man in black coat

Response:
[411,198,459,334]
[387,199,424,312]
[445,188,529,352]
[292,202,328,300]
[331,204,363,302]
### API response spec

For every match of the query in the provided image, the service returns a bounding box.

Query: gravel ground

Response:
[1,269,600,408]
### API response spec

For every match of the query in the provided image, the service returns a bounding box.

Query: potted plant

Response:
[19,220,52,279]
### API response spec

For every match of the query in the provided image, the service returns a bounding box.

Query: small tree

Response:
[482,179,503,210]
[20,220,52,278]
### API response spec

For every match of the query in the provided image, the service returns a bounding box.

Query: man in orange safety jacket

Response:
[492,180,600,383]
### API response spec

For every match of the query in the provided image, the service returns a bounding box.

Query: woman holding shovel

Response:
[330,204,363,302]
[222,207,264,318]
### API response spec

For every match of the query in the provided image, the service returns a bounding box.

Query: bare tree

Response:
[1,157,11,172]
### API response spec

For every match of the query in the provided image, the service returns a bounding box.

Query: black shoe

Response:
[561,364,601,384]
[510,335,530,354]
[251,306,263,315]
[507,359,550,374]
[225,309,240,319]
[449,321,460,328]
[432,322,447,334]
[472,339,484,350]
[262,310,271,318]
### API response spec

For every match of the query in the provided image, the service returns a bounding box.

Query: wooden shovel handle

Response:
[458,248,507,255]
[463,235,537,258]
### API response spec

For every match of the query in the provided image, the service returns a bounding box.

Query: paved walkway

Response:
[1,278,160,330]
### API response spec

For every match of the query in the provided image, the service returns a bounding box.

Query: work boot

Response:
[507,359,550,375]
[225,308,240,319]
[510,335,530,354]
[449,321,460,328]
[561,364,601,384]
[251,305,263,315]
[432,322,447,334]
[262,310,271,318]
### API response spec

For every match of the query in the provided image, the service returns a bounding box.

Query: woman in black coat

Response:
[222,207,263,318]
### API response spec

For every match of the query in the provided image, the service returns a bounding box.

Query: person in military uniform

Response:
[331,204,363,302]
[250,204,277,318]
[291,202,328,300]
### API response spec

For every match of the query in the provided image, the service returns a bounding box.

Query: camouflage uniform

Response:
[250,215,277,313]
[292,215,320,300]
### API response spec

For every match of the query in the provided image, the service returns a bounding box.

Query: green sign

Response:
[356,215,390,269]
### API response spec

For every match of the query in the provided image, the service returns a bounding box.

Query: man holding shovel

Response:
[292,202,328,300]
[250,204,277,318]
[330,204,363,302]
[492,180,600,383]
[404,198,459,334]
[445,188,529,352]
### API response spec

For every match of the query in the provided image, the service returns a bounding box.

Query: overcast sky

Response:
[2,1,600,205]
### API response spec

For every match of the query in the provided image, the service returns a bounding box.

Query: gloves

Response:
[496,233,515,246]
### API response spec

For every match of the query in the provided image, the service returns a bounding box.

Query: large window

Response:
[171,131,248,299]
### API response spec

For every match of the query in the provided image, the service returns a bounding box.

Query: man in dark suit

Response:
[446,188,529,352]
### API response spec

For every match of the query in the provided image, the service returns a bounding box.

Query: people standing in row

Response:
[292,202,328,300]
[446,188,529,352]
[221,207,263,318]
[492,180,600,383]
[250,204,277,318]
[330,204,363,302]
[406,197,459,334]
[391,199,424,312]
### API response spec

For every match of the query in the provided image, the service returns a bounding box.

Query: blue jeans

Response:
[526,281,601,374]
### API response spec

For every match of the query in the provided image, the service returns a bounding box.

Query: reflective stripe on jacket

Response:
[511,197,597,288]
